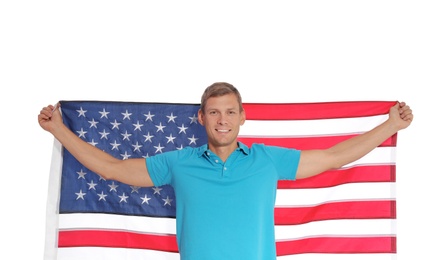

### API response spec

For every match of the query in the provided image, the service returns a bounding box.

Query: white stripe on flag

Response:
[59,213,395,241]
[274,219,396,240]
[276,182,396,206]
[277,253,396,260]
[57,248,395,260]
[59,213,176,234]
[240,114,388,137]
[57,247,179,260]
[342,147,396,168]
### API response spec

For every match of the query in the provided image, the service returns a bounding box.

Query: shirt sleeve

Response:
[265,145,301,180]
[145,152,174,187]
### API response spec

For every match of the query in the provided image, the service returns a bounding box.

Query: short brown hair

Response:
[200,82,243,112]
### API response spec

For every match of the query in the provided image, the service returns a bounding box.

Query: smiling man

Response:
[38,82,413,259]
[198,85,246,161]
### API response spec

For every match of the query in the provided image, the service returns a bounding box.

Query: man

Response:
[38,82,413,259]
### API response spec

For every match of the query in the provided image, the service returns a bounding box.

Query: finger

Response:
[401,105,411,115]
[401,108,413,121]
[395,101,405,112]
[397,102,408,113]
[40,106,53,117]
[39,105,58,119]
[38,112,50,121]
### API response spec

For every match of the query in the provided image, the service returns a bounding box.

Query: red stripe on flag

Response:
[58,230,397,255]
[243,101,396,120]
[278,165,396,189]
[275,200,396,225]
[238,135,396,149]
[276,236,397,255]
[58,230,178,252]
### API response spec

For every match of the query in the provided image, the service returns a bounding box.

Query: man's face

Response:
[198,93,245,151]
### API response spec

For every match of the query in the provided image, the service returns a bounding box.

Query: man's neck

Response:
[208,142,239,162]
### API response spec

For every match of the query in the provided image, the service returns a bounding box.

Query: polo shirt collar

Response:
[237,142,250,155]
[197,142,250,157]
[197,144,209,157]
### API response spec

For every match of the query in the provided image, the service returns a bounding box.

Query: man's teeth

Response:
[217,129,229,132]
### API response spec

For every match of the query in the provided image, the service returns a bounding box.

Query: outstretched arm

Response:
[296,101,413,179]
[38,103,154,187]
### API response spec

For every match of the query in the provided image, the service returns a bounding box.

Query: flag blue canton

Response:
[59,101,207,217]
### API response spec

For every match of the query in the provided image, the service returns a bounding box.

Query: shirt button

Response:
[215,160,219,163]
[224,167,227,170]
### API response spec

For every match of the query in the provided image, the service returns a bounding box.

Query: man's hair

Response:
[200,82,243,113]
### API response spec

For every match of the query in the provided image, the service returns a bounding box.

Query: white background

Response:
[1,1,444,259]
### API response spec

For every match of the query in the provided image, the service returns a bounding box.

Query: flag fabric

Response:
[44,100,398,260]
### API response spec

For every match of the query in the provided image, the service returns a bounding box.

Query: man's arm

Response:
[38,103,154,187]
[296,101,413,179]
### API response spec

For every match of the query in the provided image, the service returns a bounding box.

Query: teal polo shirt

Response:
[146,142,301,260]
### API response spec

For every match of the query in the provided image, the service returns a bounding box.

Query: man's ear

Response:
[240,110,246,126]
[198,109,204,126]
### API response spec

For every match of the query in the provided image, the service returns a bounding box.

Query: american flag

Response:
[45,100,398,259]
